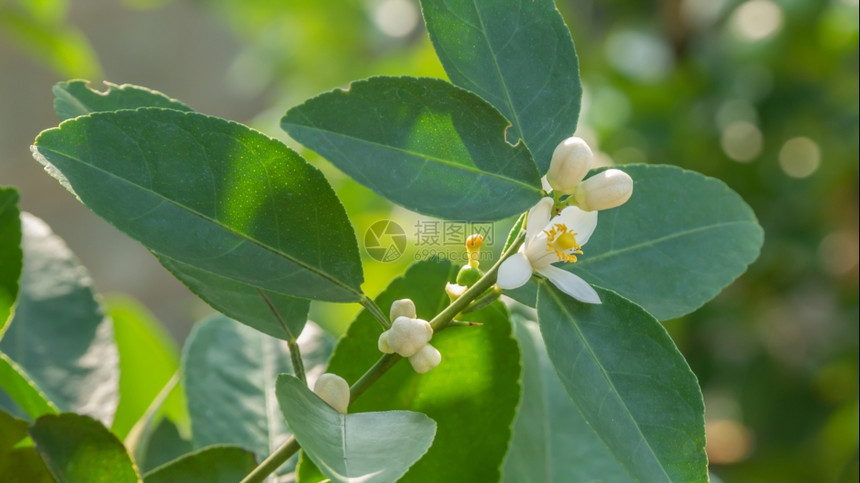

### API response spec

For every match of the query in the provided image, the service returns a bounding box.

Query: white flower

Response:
[497,197,601,304]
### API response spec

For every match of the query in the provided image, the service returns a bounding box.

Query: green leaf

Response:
[281,76,542,221]
[0,352,58,420]
[157,255,310,340]
[53,80,192,121]
[0,408,53,482]
[107,295,186,440]
[277,374,436,483]
[568,164,764,320]
[0,8,101,79]
[503,314,631,482]
[0,408,28,453]
[0,187,22,337]
[0,213,118,424]
[421,0,582,173]
[137,418,193,474]
[33,108,364,302]
[536,283,707,482]
[182,315,332,475]
[298,258,521,482]
[29,413,140,482]
[142,445,257,483]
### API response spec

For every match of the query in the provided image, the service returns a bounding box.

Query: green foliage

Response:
[0,354,57,420]
[0,214,118,424]
[142,445,257,483]
[299,259,521,482]
[0,187,21,336]
[182,315,294,465]
[108,295,186,440]
[505,164,765,321]
[422,0,582,173]
[277,374,436,483]
[29,413,140,482]
[537,283,707,481]
[53,80,192,122]
[282,76,542,221]
[504,315,631,482]
[33,108,364,303]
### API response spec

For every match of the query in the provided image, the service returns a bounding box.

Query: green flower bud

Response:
[456,264,482,287]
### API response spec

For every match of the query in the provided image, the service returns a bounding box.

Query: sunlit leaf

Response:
[282,76,542,220]
[30,413,140,482]
[421,0,582,172]
[0,187,22,337]
[142,445,257,483]
[298,258,521,482]
[33,108,364,303]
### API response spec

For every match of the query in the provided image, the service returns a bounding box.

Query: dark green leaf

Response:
[33,108,364,302]
[53,80,192,121]
[0,213,118,424]
[298,258,521,483]
[503,314,631,482]
[137,418,193,474]
[107,295,186,440]
[537,283,707,482]
[281,76,542,220]
[0,352,58,420]
[182,315,332,475]
[568,164,764,320]
[0,187,21,336]
[142,445,257,483]
[421,0,582,173]
[157,255,309,340]
[29,413,141,482]
[277,374,436,483]
[0,447,53,483]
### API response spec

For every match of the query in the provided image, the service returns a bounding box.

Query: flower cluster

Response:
[497,137,634,304]
[378,299,441,373]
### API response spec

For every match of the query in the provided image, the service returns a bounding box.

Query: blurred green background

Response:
[1,0,857,480]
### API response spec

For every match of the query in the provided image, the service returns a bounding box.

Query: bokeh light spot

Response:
[706,419,754,464]
[730,0,784,41]
[721,121,763,162]
[779,136,821,178]
[373,0,419,38]
[818,231,860,276]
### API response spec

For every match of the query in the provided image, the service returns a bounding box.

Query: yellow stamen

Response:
[466,234,483,268]
[544,224,583,263]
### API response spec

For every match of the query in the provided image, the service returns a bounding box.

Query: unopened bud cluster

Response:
[378,298,441,373]
[545,136,633,211]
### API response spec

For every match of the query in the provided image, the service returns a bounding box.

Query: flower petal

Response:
[496,252,534,290]
[551,206,598,246]
[537,265,601,304]
[526,197,554,243]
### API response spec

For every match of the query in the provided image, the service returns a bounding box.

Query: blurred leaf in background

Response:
[0,0,101,79]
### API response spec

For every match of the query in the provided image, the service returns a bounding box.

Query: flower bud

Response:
[390,298,416,321]
[574,169,633,211]
[547,137,593,194]
[445,282,467,302]
[313,373,350,414]
[409,344,441,373]
[387,316,433,357]
[378,331,394,354]
[456,264,482,287]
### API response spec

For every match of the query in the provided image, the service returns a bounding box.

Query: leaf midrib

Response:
[541,284,672,482]
[34,144,362,300]
[577,219,757,267]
